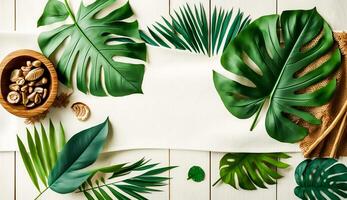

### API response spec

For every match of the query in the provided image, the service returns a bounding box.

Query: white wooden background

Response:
[0,0,346,199]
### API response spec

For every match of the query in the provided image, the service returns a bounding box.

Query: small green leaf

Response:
[187,166,205,182]
[17,136,40,191]
[37,0,69,27]
[48,118,109,194]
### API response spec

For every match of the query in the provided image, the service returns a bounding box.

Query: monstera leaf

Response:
[38,0,146,96]
[213,8,341,143]
[214,153,290,190]
[295,158,347,200]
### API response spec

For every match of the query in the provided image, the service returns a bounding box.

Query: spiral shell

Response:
[71,102,90,121]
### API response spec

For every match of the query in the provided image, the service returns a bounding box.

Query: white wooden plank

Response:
[0,0,15,31]
[169,150,210,200]
[211,152,276,200]
[277,153,304,200]
[0,152,15,200]
[15,0,45,32]
[213,0,276,19]
[278,0,347,30]
[16,149,170,200]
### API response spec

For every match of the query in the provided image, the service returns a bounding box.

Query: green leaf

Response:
[58,122,66,152]
[17,136,40,191]
[17,122,69,193]
[49,119,58,166]
[26,129,47,187]
[41,123,53,171]
[187,166,205,182]
[37,0,69,27]
[80,159,175,200]
[38,0,146,97]
[214,8,341,143]
[48,118,109,194]
[34,126,48,176]
[294,158,347,200]
[140,4,250,56]
[216,153,290,190]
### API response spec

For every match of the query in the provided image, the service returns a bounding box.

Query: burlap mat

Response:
[297,32,347,158]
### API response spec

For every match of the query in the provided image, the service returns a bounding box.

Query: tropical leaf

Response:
[187,166,205,182]
[140,3,250,56]
[17,121,66,192]
[294,158,347,200]
[80,158,176,200]
[214,153,290,190]
[48,118,109,194]
[213,8,341,143]
[37,0,146,97]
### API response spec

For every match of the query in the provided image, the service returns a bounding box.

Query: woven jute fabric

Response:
[298,32,347,157]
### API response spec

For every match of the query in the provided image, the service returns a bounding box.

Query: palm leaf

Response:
[214,153,290,190]
[17,120,66,192]
[80,158,176,200]
[140,3,250,56]
[295,158,347,200]
[213,8,341,143]
[37,0,146,97]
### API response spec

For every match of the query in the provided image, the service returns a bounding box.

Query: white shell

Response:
[71,102,90,121]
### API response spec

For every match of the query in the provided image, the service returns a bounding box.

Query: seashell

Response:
[34,93,41,104]
[9,83,20,91]
[35,77,48,86]
[10,69,22,82]
[7,91,21,104]
[20,85,28,92]
[22,92,28,105]
[26,61,32,67]
[28,81,35,86]
[32,60,42,68]
[34,87,44,93]
[71,102,90,121]
[25,68,44,81]
[27,92,37,101]
[16,77,25,86]
[25,102,35,108]
[42,89,48,99]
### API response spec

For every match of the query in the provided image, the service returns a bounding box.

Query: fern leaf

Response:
[140,4,250,56]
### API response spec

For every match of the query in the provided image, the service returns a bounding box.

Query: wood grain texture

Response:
[0,152,15,200]
[0,49,58,118]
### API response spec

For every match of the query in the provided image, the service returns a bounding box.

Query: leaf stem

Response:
[34,187,49,200]
[212,177,222,187]
[250,100,266,131]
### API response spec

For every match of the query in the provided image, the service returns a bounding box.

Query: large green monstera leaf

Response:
[213,8,341,143]
[294,158,347,200]
[38,0,146,96]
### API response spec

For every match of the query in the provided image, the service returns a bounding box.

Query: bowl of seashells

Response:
[0,49,58,118]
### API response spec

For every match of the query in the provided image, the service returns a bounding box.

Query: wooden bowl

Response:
[0,49,58,118]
